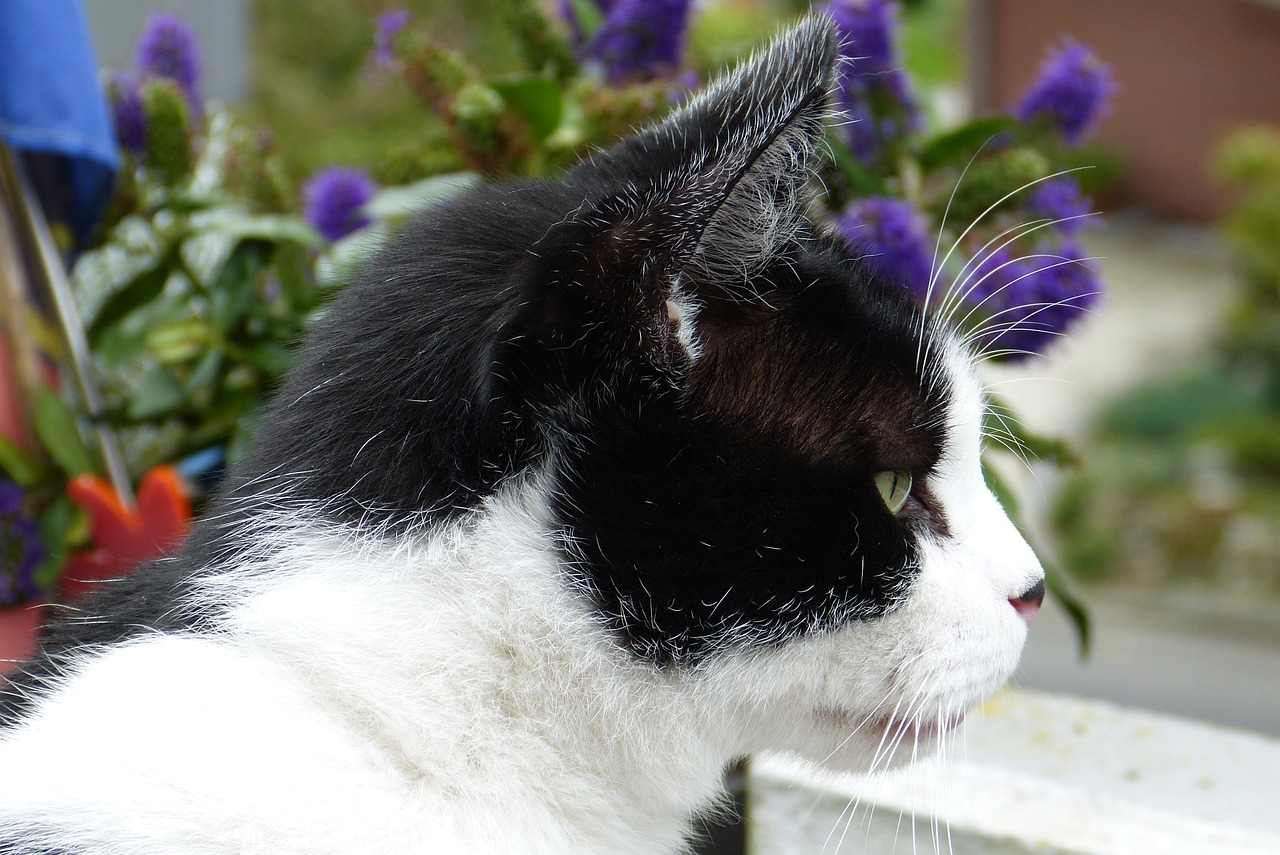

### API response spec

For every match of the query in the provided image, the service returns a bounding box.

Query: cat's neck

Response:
[207,479,736,853]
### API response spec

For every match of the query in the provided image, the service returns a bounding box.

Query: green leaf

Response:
[826,129,887,197]
[492,75,563,141]
[181,403,252,454]
[159,191,225,215]
[183,347,225,403]
[242,342,294,376]
[211,214,323,250]
[127,369,187,421]
[94,321,153,364]
[225,406,264,470]
[994,420,1079,468]
[87,260,172,345]
[984,393,1080,468]
[268,243,317,311]
[210,240,273,333]
[1019,431,1079,468]
[1044,559,1092,659]
[983,455,1092,657]
[31,388,96,477]
[0,435,45,487]
[32,496,81,590]
[564,0,604,40]
[918,116,1021,172]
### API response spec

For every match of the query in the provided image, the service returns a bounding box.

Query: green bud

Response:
[451,83,506,155]
[142,79,192,187]
[494,0,576,80]
[941,147,1051,230]
[399,29,470,95]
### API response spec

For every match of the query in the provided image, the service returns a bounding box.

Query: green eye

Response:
[873,470,913,515]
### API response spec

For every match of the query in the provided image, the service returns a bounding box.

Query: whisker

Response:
[964,287,1103,356]
[917,140,996,374]
[938,212,1098,331]
[951,245,1100,340]
[925,165,1093,327]
[955,266,1103,367]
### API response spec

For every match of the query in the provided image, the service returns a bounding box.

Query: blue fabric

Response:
[0,0,119,248]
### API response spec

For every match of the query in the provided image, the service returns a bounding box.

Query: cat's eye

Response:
[873,470,913,515]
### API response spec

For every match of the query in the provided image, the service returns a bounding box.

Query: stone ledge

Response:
[748,689,1280,854]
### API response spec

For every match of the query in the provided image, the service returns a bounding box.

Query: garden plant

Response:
[0,0,1114,646]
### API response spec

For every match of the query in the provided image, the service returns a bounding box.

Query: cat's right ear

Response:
[527,14,838,371]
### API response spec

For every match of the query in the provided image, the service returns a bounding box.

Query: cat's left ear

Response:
[537,14,838,367]
[611,12,837,283]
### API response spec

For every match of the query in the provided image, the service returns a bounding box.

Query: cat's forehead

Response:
[685,262,953,473]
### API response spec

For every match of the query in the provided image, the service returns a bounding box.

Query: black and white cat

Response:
[0,15,1044,854]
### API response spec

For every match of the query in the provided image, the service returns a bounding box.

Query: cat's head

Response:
[257,14,1043,772]
[500,14,1043,766]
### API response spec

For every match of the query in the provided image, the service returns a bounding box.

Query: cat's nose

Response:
[1009,579,1045,623]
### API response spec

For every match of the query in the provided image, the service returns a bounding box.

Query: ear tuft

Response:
[540,15,838,371]
[674,13,839,282]
[583,13,838,290]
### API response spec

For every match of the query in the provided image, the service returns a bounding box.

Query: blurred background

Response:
[6,0,1279,736]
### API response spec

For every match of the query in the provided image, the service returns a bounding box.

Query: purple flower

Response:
[374,10,411,67]
[109,73,148,155]
[964,241,1101,361]
[834,197,934,299]
[0,482,44,606]
[840,74,921,166]
[842,100,883,164]
[963,245,1030,314]
[136,14,202,108]
[303,167,378,242]
[1014,40,1116,145]
[1024,177,1095,234]
[584,0,692,84]
[822,0,922,165]
[825,0,896,78]
[666,69,701,106]
[1027,177,1094,236]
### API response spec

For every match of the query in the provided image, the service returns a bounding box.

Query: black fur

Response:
[2,15,957,723]
[554,239,951,664]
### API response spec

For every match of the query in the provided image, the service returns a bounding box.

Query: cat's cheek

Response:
[711,534,1034,774]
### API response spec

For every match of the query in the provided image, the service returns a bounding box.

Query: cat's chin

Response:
[795,704,967,773]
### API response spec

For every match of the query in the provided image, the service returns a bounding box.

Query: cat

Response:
[0,14,1044,855]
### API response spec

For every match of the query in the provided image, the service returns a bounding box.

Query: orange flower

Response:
[59,466,191,600]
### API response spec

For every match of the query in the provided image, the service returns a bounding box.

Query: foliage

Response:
[0,15,332,597]
[0,1,1109,634]
[75,123,330,479]
[1047,127,1280,602]
[1217,126,1280,323]
[374,0,1109,645]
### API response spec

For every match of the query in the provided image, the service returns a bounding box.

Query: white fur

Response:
[708,343,1040,772]
[0,348,1039,854]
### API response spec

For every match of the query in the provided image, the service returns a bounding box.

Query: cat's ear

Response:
[604,13,837,283]
[534,14,837,368]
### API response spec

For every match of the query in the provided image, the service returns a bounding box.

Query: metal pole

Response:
[0,143,134,507]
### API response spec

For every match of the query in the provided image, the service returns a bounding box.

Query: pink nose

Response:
[1009,579,1045,622]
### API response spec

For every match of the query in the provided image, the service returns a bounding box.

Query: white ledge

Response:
[747,689,1280,854]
